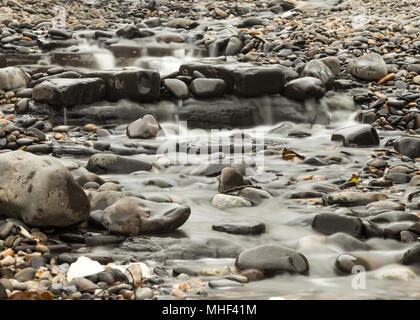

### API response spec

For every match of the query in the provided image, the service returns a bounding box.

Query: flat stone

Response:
[212,220,265,235]
[331,124,379,147]
[312,213,363,238]
[235,244,309,275]
[33,78,105,108]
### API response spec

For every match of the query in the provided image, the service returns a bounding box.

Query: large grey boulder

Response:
[33,78,105,108]
[346,53,388,81]
[0,151,90,227]
[0,67,30,90]
[235,244,309,275]
[102,196,191,234]
[283,77,326,101]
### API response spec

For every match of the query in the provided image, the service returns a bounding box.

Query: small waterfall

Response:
[93,50,116,70]
[77,39,116,70]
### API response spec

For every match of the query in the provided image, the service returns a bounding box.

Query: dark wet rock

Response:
[102,196,191,235]
[24,144,52,155]
[324,192,388,206]
[29,71,82,88]
[346,53,388,81]
[283,77,325,101]
[0,151,90,227]
[302,157,328,166]
[232,66,294,98]
[116,25,154,39]
[86,154,152,174]
[190,163,231,177]
[58,254,76,265]
[26,127,46,141]
[85,233,125,247]
[301,59,335,88]
[48,28,72,40]
[312,213,363,238]
[235,244,309,275]
[212,220,265,235]
[326,232,370,251]
[218,167,244,193]
[179,63,296,97]
[14,98,29,114]
[237,17,262,28]
[126,114,161,139]
[382,222,420,239]
[331,124,379,147]
[173,267,198,277]
[33,78,105,108]
[401,244,420,265]
[84,69,160,102]
[334,254,369,275]
[189,78,226,98]
[76,173,105,187]
[177,97,260,129]
[209,279,243,288]
[407,64,420,74]
[0,67,30,90]
[167,18,198,29]
[394,137,420,159]
[162,78,189,99]
[225,37,243,56]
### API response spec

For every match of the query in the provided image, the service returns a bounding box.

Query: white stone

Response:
[67,256,104,282]
[211,194,252,209]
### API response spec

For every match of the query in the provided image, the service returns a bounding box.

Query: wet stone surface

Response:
[0,0,419,301]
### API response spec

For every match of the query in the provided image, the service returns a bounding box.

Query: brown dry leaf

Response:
[282,149,305,160]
